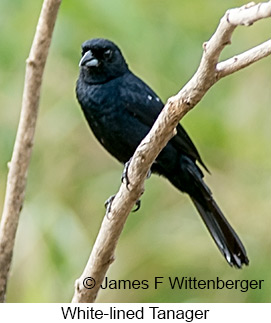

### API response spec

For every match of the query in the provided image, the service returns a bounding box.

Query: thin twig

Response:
[217,40,271,78]
[72,1,271,303]
[0,0,62,303]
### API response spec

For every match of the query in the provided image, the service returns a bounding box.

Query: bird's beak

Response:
[79,50,99,67]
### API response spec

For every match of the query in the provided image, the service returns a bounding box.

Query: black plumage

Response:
[76,38,249,268]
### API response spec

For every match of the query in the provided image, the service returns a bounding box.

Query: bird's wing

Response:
[120,73,163,125]
[173,124,209,172]
[121,72,208,171]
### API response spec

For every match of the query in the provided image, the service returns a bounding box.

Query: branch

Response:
[72,1,271,303]
[0,0,62,302]
[217,40,271,77]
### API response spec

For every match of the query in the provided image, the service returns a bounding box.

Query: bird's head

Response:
[79,38,129,84]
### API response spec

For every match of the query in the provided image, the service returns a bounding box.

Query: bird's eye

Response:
[103,49,112,60]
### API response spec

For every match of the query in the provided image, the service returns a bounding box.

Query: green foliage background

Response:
[0,0,270,302]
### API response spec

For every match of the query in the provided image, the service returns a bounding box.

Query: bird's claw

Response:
[104,194,116,218]
[120,160,148,213]
[132,199,141,212]
[121,159,131,189]
[122,159,151,188]
[105,194,141,215]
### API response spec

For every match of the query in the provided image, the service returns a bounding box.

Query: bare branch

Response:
[0,0,62,302]
[226,1,271,26]
[217,40,271,77]
[72,1,271,303]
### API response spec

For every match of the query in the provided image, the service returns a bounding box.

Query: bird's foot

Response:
[105,194,141,216]
[121,158,132,189]
[104,194,116,218]
[121,159,151,189]
[132,199,141,212]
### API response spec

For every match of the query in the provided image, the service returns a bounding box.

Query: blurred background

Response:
[0,0,270,302]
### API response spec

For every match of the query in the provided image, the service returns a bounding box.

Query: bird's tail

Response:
[164,155,249,268]
[190,195,249,268]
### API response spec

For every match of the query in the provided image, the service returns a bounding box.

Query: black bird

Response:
[76,38,249,268]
